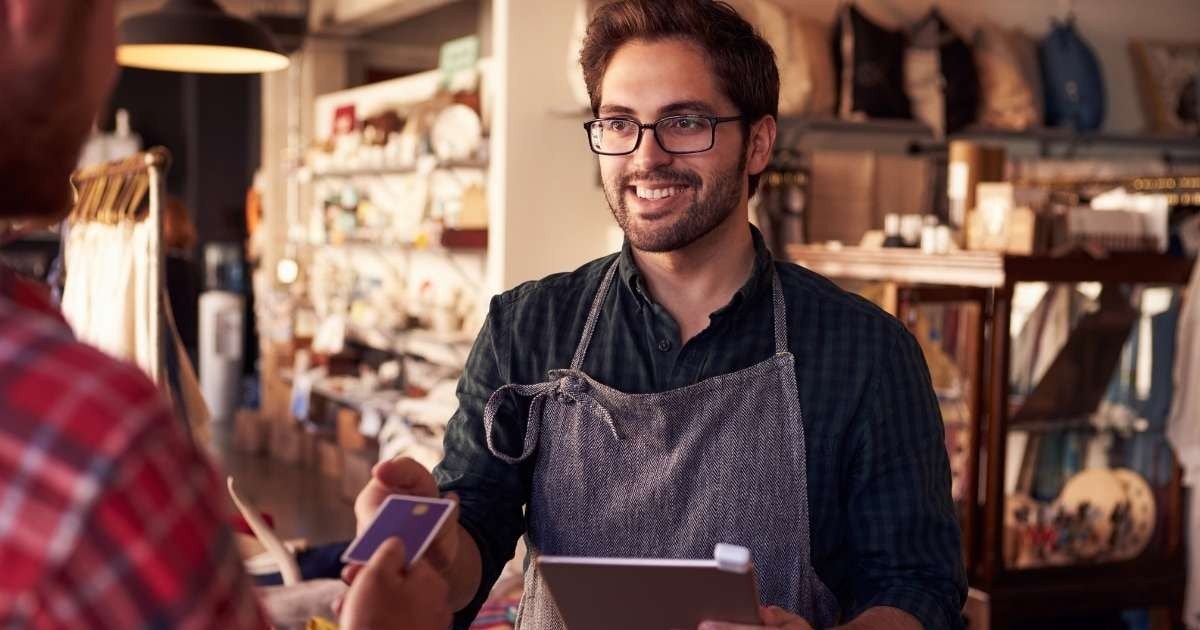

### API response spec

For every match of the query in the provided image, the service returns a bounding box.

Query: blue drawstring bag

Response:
[1039,18,1106,131]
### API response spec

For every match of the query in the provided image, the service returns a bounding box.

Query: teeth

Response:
[635,186,681,200]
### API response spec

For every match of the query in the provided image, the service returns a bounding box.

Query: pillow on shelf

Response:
[832,4,912,121]
[905,10,980,136]
[729,0,836,117]
[788,14,837,116]
[727,0,795,111]
[974,22,1043,130]
[1129,40,1200,134]
[1009,28,1045,123]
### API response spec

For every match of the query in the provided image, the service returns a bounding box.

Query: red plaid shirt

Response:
[0,266,267,628]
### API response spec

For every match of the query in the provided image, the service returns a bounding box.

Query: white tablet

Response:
[537,544,761,630]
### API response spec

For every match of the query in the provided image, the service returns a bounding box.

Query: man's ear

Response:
[746,115,777,177]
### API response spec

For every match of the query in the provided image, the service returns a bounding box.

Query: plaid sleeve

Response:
[43,410,267,628]
[434,294,529,629]
[846,327,967,630]
[0,315,266,629]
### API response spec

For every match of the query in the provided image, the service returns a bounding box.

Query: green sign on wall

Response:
[439,35,480,91]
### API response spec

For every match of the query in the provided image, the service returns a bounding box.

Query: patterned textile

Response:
[0,264,266,629]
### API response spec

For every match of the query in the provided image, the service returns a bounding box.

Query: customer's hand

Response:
[344,457,459,585]
[339,537,452,630]
[699,606,814,630]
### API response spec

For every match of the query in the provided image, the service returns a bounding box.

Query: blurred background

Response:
[5,1,1200,628]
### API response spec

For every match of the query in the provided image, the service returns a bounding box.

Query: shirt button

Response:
[657,339,672,352]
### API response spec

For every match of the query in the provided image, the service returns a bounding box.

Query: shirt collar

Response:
[617,223,774,314]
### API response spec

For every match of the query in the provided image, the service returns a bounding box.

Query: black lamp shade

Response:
[118,0,290,74]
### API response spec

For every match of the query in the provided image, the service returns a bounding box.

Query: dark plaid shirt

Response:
[435,226,966,629]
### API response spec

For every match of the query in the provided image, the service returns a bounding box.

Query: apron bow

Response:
[483,372,620,465]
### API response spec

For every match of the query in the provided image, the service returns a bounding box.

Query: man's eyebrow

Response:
[596,101,718,118]
[658,100,717,115]
[597,104,637,116]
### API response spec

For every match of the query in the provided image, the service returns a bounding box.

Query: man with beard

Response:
[350,1,966,629]
[0,1,449,628]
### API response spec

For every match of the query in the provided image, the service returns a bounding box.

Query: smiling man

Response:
[352,1,966,629]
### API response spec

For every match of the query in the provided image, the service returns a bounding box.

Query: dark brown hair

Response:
[580,0,779,195]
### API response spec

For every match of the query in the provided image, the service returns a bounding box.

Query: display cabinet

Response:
[787,245,1193,629]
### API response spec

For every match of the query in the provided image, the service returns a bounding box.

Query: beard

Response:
[0,90,90,222]
[604,152,746,253]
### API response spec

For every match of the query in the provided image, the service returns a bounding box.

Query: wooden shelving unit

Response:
[787,245,1195,629]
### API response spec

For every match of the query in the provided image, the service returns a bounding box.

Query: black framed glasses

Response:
[583,114,744,155]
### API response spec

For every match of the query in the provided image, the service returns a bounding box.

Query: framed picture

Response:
[1129,40,1200,134]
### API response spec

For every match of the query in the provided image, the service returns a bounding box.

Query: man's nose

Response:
[629,126,672,172]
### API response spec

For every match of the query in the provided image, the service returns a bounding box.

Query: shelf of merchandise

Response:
[778,116,1200,144]
[302,228,488,251]
[787,243,1194,629]
[785,245,1195,288]
[775,117,1200,159]
[308,159,490,180]
[346,324,473,370]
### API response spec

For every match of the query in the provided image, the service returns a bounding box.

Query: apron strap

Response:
[771,268,788,355]
[483,375,621,465]
[570,260,620,371]
[484,382,554,464]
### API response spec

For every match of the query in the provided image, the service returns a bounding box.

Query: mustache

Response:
[618,168,701,189]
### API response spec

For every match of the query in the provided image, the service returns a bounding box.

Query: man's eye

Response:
[606,120,632,132]
[666,117,704,130]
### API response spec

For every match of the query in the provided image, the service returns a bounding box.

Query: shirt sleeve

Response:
[38,391,267,629]
[434,295,530,628]
[846,327,967,630]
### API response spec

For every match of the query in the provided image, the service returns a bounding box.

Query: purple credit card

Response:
[341,495,455,566]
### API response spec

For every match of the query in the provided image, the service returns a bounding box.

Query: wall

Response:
[492,0,613,291]
[774,0,1200,134]
[103,69,259,252]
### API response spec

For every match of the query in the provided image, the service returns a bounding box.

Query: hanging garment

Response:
[61,220,157,376]
[1167,257,1200,629]
[483,262,840,629]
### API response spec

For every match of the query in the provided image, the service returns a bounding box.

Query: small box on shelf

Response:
[440,227,487,249]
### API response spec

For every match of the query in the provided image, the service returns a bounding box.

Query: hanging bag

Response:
[1039,18,1106,131]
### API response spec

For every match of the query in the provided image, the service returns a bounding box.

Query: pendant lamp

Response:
[118,0,290,74]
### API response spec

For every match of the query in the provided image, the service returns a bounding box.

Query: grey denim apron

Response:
[484,260,840,629]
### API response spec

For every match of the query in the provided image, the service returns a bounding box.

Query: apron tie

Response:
[483,374,620,465]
